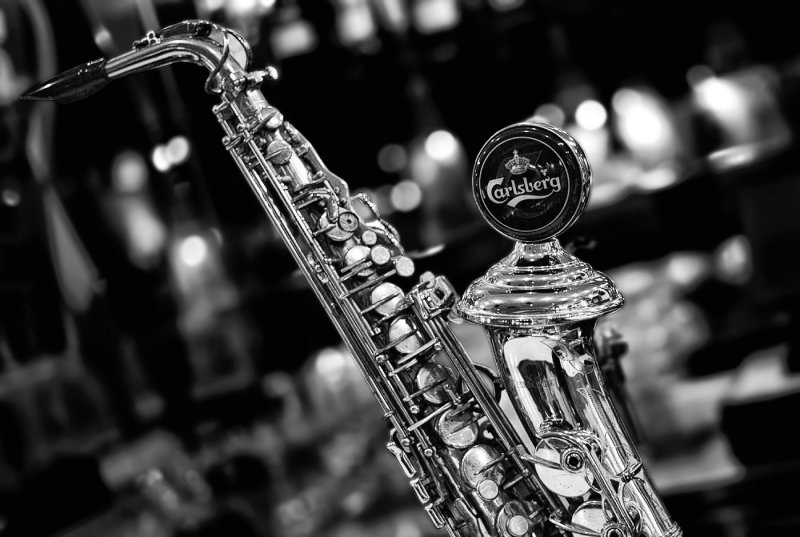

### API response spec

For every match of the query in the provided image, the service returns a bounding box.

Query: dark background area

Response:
[3,0,800,536]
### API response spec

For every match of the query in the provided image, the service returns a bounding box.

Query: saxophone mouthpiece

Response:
[20,58,110,104]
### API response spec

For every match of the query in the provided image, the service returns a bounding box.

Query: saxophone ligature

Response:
[23,20,681,537]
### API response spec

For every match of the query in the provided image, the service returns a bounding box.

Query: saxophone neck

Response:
[21,19,261,104]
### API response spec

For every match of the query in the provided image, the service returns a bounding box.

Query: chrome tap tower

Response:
[460,123,680,537]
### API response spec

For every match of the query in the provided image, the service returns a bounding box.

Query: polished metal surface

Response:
[459,122,683,537]
[24,22,680,537]
[459,239,623,327]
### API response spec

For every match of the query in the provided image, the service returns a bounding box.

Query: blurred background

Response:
[2,0,800,535]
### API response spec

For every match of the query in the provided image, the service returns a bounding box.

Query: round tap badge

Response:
[473,122,592,243]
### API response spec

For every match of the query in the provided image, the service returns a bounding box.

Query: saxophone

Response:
[23,21,681,537]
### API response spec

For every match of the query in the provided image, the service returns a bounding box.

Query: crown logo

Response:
[504,150,530,175]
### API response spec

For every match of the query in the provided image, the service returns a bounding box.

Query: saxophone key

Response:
[386,357,421,378]
[265,139,292,165]
[387,440,418,478]
[477,479,500,501]
[425,503,447,530]
[341,248,370,272]
[408,402,454,432]
[395,338,439,366]
[361,229,378,245]
[370,245,392,266]
[505,515,531,537]
[461,445,506,488]
[473,453,508,479]
[568,502,624,537]
[532,438,593,498]
[410,477,432,504]
[497,502,536,537]
[343,246,374,278]
[414,362,455,405]
[374,303,408,326]
[387,317,423,354]
[364,282,404,316]
[436,408,479,448]
[222,133,243,150]
[337,211,360,232]
[340,263,372,282]
[340,269,397,299]
[403,376,449,404]
[395,256,415,277]
[264,110,283,130]
[249,106,282,134]
[318,212,354,241]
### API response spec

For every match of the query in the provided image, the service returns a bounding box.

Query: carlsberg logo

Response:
[486,175,562,207]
